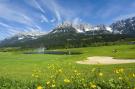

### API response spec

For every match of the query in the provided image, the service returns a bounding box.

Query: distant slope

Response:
[0,31,45,47]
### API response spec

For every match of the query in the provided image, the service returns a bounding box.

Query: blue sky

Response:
[0,0,135,40]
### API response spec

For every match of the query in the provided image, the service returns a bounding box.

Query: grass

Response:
[0,44,135,88]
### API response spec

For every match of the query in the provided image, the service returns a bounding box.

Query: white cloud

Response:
[24,0,81,24]
[40,0,80,23]
[24,0,46,14]
[0,3,38,28]
[0,22,11,28]
[0,4,27,24]
[0,22,23,34]
[41,15,49,23]
[39,0,62,23]
[33,0,46,13]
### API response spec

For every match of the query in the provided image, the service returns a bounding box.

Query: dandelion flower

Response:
[58,69,62,73]
[115,69,119,74]
[37,85,43,89]
[119,68,124,73]
[64,79,70,83]
[51,84,56,87]
[114,68,124,74]
[32,74,35,77]
[99,72,103,76]
[74,70,77,73]
[90,84,96,88]
[90,82,96,88]
[118,77,123,80]
[133,73,135,77]
[46,81,50,85]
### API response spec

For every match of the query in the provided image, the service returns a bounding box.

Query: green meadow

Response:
[0,44,135,89]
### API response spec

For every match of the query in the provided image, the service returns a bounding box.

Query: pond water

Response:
[24,51,82,55]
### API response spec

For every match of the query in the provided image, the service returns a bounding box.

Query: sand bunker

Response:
[77,56,135,65]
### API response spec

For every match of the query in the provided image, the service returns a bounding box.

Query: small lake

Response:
[24,51,82,55]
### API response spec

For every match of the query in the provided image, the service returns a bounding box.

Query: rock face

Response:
[110,17,135,35]
[51,23,77,34]
[51,22,112,35]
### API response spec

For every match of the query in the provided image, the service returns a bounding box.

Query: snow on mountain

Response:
[73,24,93,32]
[17,31,46,37]
[14,31,46,40]
[51,22,77,33]
[53,22,112,34]
[74,24,113,33]
[105,26,112,32]
[110,16,135,34]
[0,31,46,46]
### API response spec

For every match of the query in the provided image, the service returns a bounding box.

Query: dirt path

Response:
[76,56,135,65]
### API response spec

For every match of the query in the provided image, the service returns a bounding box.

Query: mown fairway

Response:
[0,44,135,89]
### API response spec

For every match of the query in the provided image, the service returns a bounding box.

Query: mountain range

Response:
[0,16,135,48]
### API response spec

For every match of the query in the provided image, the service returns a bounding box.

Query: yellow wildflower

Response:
[32,74,35,77]
[90,82,96,88]
[90,84,97,88]
[51,84,56,88]
[99,72,103,77]
[119,68,124,73]
[46,81,50,85]
[74,70,77,73]
[114,68,124,74]
[133,73,135,77]
[37,85,43,89]
[64,79,70,83]
[118,77,123,80]
[115,69,119,74]
[58,69,62,73]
